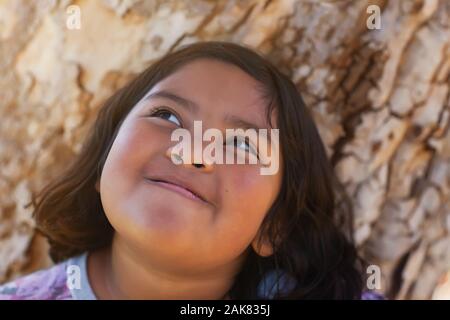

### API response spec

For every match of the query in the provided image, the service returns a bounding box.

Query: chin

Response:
[131,200,208,236]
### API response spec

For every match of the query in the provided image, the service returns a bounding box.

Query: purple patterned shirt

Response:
[0,260,72,300]
[0,252,384,300]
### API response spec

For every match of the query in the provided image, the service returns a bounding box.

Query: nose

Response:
[165,146,214,173]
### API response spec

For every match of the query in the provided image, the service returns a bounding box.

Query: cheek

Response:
[215,166,281,245]
[102,118,178,190]
[100,121,166,220]
[105,121,162,174]
[229,166,280,207]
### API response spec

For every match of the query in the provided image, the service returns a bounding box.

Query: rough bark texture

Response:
[0,0,449,299]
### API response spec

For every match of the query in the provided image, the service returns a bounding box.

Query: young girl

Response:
[0,41,380,300]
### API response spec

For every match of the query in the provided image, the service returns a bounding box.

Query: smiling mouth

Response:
[144,178,208,204]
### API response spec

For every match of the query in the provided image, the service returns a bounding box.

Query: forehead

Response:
[145,59,275,127]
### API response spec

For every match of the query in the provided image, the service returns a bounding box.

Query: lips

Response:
[144,176,209,205]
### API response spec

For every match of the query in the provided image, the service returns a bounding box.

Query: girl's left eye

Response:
[149,107,182,126]
[229,136,259,159]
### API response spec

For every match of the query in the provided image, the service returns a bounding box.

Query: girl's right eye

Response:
[149,107,182,126]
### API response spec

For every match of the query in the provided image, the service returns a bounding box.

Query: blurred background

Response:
[0,0,449,299]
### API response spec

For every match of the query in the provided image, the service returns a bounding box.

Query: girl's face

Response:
[99,59,282,273]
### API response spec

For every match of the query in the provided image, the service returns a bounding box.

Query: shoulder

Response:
[0,259,72,300]
[361,290,385,300]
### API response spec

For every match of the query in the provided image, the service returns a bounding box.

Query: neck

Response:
[88,235,246,299]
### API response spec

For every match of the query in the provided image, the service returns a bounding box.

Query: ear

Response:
[251,229,274,257]
[95,179,100,193]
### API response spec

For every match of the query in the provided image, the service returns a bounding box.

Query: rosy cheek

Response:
[113,121,164,163]
[226,168,267,203]
[228,166,282,211]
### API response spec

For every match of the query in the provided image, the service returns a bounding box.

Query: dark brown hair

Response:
[30,41,364,299]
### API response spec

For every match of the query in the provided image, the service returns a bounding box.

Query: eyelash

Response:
[148,106,183,127]
[228,136,260,160]
[148,107,259,159]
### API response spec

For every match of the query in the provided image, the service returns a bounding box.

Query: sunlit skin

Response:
[88,59,283,299]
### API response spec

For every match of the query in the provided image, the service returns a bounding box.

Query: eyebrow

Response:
[144,89,270,133]
[144,90,199,113]
[224,115,265,131]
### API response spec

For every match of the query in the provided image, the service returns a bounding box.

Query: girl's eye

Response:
[149,107,182,126]
[229,136,259,159]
